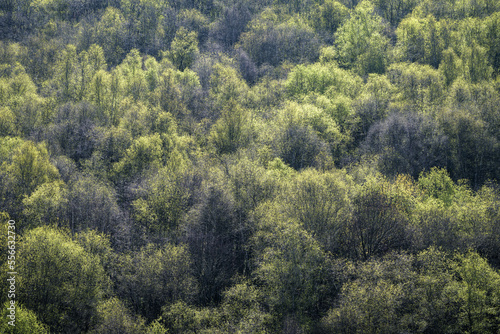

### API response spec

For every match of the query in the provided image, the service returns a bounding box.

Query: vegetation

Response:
[1,0,500,332]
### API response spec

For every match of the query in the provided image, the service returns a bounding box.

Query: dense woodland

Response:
[1,0,500,332]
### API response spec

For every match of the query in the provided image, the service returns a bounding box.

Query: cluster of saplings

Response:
[1,0,500,332]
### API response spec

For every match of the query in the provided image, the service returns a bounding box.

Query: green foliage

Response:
[239,14,320,67]
[90,298,147,334]
[17,226,109,333]
[323,279,406,333]
[347,176,413,259]
[387,62,445,110]
[362,113,448,177]
[451,251,500,333]
[210,100,251,154]
[418,167,455,205]
[219,282,271,333]
[160,300,221,334]
[285,168,351,252]
[113,133,164,179]
[116,243,198,321]
[439,47,462,85]
[131,164,192,239]
[322,249,470,333]
[334,1,390,75]
[209,62,249,111]
[373,0,420,26]
[0,106,16,136]
[252,202,330,326]
[182,180,248,305]
[0,140,59,218]
[310,0,349,34]
[118,49,148,101]
[0,62,43,135]
[439,95,500,187]
[169,27,199,71]
[92,7,127,66]
[285,62,362,98]
[3,1,500,333]
[396,15,447,67]
[460,41,493,82]
[52,44,78,101]
[66,176,123,237]
[227,156,276,214]
[0,302,49,334]
[22,180,67,228]
[268,101,346,169]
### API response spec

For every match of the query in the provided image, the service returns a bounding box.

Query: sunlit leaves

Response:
[334,1,390,75]
[252,209,329,322]
[18,226,109,333]
[168,27,199,71]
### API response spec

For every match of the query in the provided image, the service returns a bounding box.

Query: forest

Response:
[1,0,500,332]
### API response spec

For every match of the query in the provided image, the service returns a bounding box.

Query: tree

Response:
[311,0,349,35]
[484,12,500,73]
[227,156,276,215]
[277,124,328,170]
[347,177,411,260]
[210,100,251,154]
[89,298,147,334]
[0,302,49,334]
[209,62,249,113]
[75,44,107,101]
[396,15,446,67]
[112,133,164,180]
[160,301,220,334]
[285,169,351,253]
[411,247,461,333]
[0,140,59,220]
[352,74,393,143]
[439,47,462,86]
[362,113,449,178]
[439,101,499,187]
[151,67,202,122]
[177,8,210,46]
[418,167,455,206]
[219,282,271,333]
[461,41,493,83]
[117,99,153,138]
[182,181,247,305]
[48,101,103,163]
[252,202,330,329]
[168,27,199,71]
[451,252,500,333]
[285,63,362,98]
[17,226,109,333]
[239,17,320,67]
[118,49,148,101]
[372,0,419,26]
[321,250,458,333]
[115,243,197,321]
[92,7,127,66]
[52,44,78,101]
[0,106,16,136]
[334,1,389,75]
[323,279,405,333]
[66,175,124,241]
[22,180,67,229]
[131,164,195,242]
[93,126,132,174]
[387,62,445,110]
[210,3,252,47]
[0,63,43,136]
